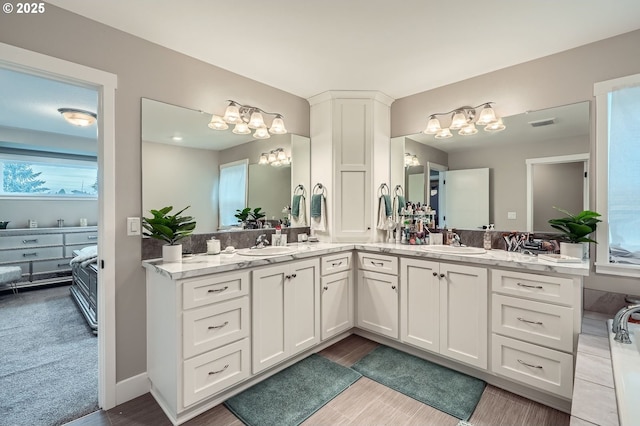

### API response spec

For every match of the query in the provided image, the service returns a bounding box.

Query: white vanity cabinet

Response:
[146,269,251,419]
[490,269,578,398]
[356,252,399,339]
[252,258,320,374]
[320,252,353,340]
[400,257,488,369]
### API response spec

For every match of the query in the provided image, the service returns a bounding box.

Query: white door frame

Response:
[0,42,118,409]
[525,153,590,232]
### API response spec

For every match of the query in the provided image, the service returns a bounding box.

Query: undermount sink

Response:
[421,245,487,255]
[237,246,297,256]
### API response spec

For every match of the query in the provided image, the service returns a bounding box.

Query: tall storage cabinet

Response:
[309,91,394,242]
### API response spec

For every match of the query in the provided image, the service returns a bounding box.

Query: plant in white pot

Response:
[548,207,601,260]
[142,206,196,262]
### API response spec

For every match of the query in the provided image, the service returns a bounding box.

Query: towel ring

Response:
[294,184,306,197]
[313,183,327,197]
[393,185,404,197]
[377,183,389,197]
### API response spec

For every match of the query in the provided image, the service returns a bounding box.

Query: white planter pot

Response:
[560,242,586,260]
[162,244,182,262]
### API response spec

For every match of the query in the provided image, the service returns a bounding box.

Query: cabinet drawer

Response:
[0,234,63,250]
[32,258,71,274]
[183,338,250,407]
[182,271,249,310]
[491,334,573,398]
[492,294,573,352]
[492,269,573,306]
[2,246,64,263]
[65,232,98,245]
[357,252,397,274]
[321,252,352,275]
[183,296,250,359]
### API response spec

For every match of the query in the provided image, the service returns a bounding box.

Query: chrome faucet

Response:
[253,234,270,249]
[612,304,640,344]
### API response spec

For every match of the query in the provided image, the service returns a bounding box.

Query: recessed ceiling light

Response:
[57,108,97,127]
[172,136,183,142]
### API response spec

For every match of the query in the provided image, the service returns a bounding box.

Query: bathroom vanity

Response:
[143,243,588,425]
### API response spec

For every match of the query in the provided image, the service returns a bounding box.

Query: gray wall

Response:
[392,29,640,294]
[533,162,584,232]
[0,5,309,382]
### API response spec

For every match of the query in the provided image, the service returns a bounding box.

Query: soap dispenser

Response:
[483,224,494,250]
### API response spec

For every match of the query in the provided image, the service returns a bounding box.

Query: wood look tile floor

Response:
[67,335,570,426]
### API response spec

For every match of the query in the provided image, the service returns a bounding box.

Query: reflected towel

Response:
[292,194,302,218]
[291,197,307,227]
[397,195,406,213]
[311,194,323,218]
[377,197,388,230]
[310,196,326,232]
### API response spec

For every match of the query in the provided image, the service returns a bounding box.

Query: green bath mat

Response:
[224,354,361,426]
[351,346,485,421]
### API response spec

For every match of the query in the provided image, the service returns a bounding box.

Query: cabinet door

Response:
[439,264,488,369]
[252,265,287,373]
[357,270,398,339]
[321,270,352,340]
[400,258,439,352]
[288,259,321,355]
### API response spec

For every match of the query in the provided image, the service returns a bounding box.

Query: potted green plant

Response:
[142,205,196,262]
[548,207,601,259]
[234,207,265,229]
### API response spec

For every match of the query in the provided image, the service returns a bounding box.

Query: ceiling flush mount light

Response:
[404,152,420,168]
[423,102,505,137]
[260,148,290,167]
[57,108,97,127]
[209,100,287,139]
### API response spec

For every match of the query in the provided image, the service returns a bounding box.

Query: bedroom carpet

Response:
[0,285,98,426]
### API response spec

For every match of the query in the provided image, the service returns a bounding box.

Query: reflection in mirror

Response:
[142,98,310,233]
[405,165,424,204]
[392,101,590,231]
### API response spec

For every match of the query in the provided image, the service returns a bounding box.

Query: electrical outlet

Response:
[127,217,141,236]
[507,211,517,220]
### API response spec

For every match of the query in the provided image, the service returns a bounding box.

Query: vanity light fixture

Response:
[57,108,97,127]
[404,153,420,168]
[259,148,290,167]
[208,100,287,139]
[423,102,505,138]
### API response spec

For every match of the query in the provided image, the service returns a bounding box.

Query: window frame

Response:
[594,72,640,277]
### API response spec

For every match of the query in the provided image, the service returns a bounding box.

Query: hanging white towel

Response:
[310,196,326,232]
[392,196,399,223]
[376,196,387,230]
[291,197,307,227]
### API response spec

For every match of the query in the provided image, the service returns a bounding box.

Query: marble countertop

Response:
[143,242,589,280]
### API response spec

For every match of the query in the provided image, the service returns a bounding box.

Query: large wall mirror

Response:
[392,101,590,231]
[141,98,310,233]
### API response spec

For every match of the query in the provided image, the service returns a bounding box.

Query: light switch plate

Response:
[127,217,141,236]
[507,211,517,220]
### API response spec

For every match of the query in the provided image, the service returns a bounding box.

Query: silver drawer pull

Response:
[208,364,229,375]
[517,359,543,369]
[22,252,38,257]
[57,263,68,267]
[207,286,228,293]
[22,239,38,244]
[517,317,543,325]
[516,282,543,289]
[208,321,229,330]
[87,236,98,240]
[331,261,343,267]
[371,261,384,267]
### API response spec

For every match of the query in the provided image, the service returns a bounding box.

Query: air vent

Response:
[528,118,555,127]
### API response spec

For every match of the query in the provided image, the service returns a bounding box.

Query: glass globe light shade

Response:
[458,123,478,136]
[208,114,229,130]
[449,110,467,130]
[223,104,241,124]
[476,104,497,125]
[248,111,265,129]
[276,149,287,161]
[258,153,268,165]
[484,118,506,132]
[268,151,277,163]
[423,116,442,134]
[269,116,287,134]
[232,122,251,135]
[434,128,453,139]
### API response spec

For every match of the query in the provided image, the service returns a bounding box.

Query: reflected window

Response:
[595,74,640,275]
[0,153,97,198]
[219,160,248,227]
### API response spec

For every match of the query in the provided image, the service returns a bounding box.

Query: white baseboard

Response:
[116,372,150,406]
